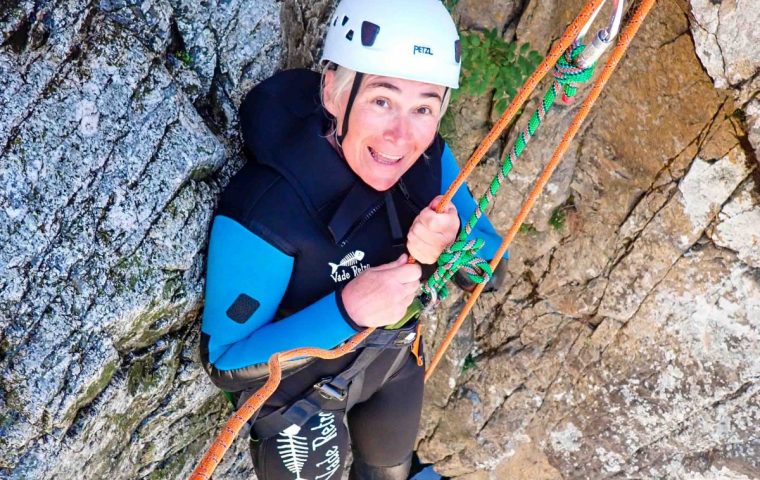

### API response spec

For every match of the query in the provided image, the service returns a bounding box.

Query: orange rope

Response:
[436,0,607,212]
[406,0,604,270]
[189,0,657,476]
[424,0,657,381]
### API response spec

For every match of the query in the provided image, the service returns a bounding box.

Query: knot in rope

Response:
[422,238,493,305]
[553,43,595,103]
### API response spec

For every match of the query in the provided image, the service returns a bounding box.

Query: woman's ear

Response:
[322,69,339,118]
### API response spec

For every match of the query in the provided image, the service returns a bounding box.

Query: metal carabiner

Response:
[574,0,626,68]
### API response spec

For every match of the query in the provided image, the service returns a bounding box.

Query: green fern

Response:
[441,30,541,140]
[454,30,542,117]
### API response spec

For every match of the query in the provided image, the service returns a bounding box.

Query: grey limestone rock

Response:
[689,0,760,91]
[1,0,280,478]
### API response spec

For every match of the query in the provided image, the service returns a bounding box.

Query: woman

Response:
[200,1,504,478]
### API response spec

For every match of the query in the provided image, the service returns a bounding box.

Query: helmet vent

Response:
[361,22,380,47]
[455,40,461,63]
[345,30,354,41]
[342,15,349,26]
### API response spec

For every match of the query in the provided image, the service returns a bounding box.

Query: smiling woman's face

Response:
[323,71,446,191]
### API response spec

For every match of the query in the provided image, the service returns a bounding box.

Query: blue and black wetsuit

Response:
[199,69,505,480]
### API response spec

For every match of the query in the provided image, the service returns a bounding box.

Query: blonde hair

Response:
[320,62,452,122]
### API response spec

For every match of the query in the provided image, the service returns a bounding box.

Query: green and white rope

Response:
[421,44,595,304]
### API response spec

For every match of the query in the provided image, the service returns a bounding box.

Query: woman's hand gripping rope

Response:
[406,195,460,265]
[342,254,422,328]
[343,196,458,329]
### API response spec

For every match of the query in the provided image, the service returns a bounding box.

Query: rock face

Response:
[0,1,281,478]
[417,0,760,479]
[0,0,757,479]
[690,0,760,92]
[455,0,525,31]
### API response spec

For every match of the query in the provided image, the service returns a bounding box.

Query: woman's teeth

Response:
[369,147,403,164]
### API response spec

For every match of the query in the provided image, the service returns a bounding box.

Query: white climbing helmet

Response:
[320,0,461,89]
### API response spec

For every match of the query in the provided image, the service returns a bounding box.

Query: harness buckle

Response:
[314,378,347,401]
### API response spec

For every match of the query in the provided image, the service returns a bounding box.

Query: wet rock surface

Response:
[1,0,758,479]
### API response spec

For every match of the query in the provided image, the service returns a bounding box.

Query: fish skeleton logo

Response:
[329,250,369,283]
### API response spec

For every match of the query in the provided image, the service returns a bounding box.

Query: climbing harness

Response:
[247,324,418,440]
[189,0,656,477]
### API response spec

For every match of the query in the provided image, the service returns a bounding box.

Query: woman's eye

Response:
[374,98,389,108]
[417,106,433,115]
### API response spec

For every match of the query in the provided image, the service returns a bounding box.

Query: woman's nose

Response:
[383,114,409,143]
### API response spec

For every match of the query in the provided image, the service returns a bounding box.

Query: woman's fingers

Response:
[372,253,409,271]
[406,228,438,264]
[394,262,422,284]
[342,259,421,328]
[410,219,449,247]
[418,206,454,233]
[407,200,460,264]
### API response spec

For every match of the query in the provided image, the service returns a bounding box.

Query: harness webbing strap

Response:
[251,325,418,440]
[252,347,383,440]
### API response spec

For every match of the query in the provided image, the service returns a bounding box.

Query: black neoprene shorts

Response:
[248,349,424,480]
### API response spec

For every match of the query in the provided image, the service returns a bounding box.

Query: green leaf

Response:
[451,37,540,124]
[518,57,531,75]
[506,42,516,58]
[494,98,508,116]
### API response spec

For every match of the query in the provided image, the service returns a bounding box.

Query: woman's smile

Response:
[368,146,405,165]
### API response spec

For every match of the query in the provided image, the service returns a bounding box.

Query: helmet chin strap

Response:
[337,72,364,145]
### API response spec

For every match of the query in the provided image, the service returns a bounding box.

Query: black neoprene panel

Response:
[249,352,424,480]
